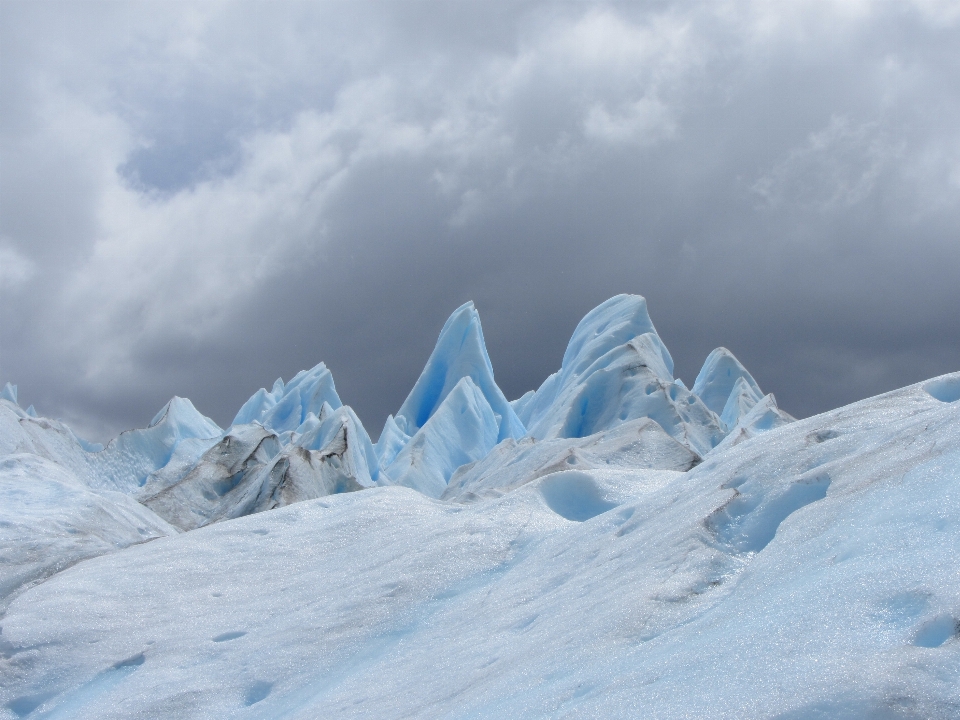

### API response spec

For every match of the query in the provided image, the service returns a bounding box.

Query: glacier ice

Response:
[381,377,505,497]
[232,363,342,433]
[517,297,725,456]
[1,382,17,404]
[442,416,699,502]
[2,298,959,719]
[393,301,524,442]
[691,347,763,416]
[2,372,958,718]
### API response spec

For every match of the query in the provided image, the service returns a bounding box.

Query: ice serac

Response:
[383,377,502,498]
[394,302,524,443]
[521,295,669,426]
[509,390,536,425]
[1,382,17,404]
[88,397,222,493]
[141,407,378,531]
[521,296,725,456]
[232,363,342,434]
[711,393,796,453]
[232,387,276,426]
[139,423,282,530]
[720,376,764,430]
[375,414,409,469]
[295,404,380,486]
[692,348,763,417]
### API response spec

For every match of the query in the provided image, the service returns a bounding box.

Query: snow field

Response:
[1,296,958,718]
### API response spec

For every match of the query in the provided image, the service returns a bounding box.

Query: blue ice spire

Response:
[232,362,342,432]
[394,302,525,443]
[692,348,763,417]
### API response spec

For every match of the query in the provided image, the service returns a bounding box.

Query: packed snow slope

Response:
[1,297,958,719]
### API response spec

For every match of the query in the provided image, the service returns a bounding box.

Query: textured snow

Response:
[442,417,698,502]
[3,296,958,718]
[0,454,175,611]
[1,373,958,718]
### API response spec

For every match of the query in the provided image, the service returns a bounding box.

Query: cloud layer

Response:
[2,0,959,441]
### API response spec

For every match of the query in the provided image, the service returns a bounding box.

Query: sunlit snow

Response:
[1,296,957,719]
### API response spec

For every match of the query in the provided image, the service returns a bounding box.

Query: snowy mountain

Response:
[1,298,958,719]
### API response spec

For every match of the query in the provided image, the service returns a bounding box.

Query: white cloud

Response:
[0,244,36,292]
[752,116,903,210]
[584,96,675,145]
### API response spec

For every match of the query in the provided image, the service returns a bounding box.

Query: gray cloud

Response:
[1,0,959,442]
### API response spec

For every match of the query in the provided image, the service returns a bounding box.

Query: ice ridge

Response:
[0,294,796,523]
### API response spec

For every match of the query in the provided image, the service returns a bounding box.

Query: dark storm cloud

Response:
[1,0,959,441]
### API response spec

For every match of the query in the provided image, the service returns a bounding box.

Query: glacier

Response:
[1,295,958,719]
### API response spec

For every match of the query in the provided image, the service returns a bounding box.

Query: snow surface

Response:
[0,454,175,611]
[442,416,698,502]
[1,295,958,718]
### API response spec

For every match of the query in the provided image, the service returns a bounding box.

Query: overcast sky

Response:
[2,0,959,442]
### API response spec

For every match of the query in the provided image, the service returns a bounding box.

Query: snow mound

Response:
[924,372,960,404]
[0,454,175,610]
[443,416,698,502]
